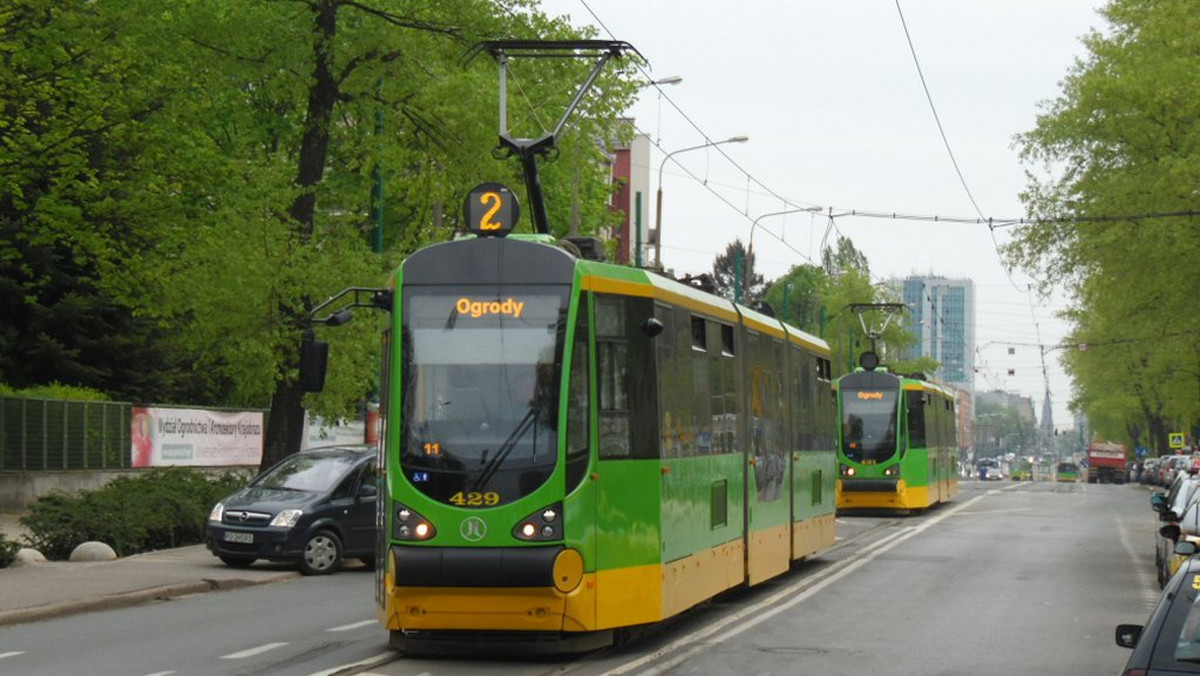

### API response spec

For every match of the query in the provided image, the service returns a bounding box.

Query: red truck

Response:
[1087,442,1128,484]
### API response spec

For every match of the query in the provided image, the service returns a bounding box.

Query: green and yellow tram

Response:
[299,38,839,652]
[1055,462,1080,483]
[834,360,958,512]
[334,227,840,650]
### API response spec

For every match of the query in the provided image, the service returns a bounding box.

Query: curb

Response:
[0,572,299,628]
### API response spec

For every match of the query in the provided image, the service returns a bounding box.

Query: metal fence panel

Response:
[0,398,132,471]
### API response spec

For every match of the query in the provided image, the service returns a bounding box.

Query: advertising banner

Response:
[132,407,263,467]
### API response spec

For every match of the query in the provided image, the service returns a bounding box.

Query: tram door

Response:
[743,330,790,585]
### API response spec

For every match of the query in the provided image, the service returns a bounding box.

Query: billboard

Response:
[132,407,263,467]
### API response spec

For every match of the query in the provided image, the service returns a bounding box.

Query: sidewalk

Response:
[0,513,300,628]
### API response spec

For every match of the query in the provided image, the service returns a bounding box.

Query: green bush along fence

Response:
[1,397,133,471]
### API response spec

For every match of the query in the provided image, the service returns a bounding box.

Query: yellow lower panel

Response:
[662,540,744,619]
[839,483,933,510]
[387,585,569,632]
[748,522,790,585]
[792,513,836,559]
[595,563,662,629]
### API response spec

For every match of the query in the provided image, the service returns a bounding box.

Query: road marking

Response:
[141,672,176,676]
[602,493,987,676]
[306,652,397,676]
[0,652,26,660]
[220,642,288,659]
[327,619,377,632]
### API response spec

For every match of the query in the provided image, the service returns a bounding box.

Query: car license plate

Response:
[223,531,254,544]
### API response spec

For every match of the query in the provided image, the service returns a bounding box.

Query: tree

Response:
[1007,0,1200,451]
[710,238,765,304]
[758,247,934,378]
[0,1,638,472]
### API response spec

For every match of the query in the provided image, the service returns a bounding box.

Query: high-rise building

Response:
[896,275,976,400]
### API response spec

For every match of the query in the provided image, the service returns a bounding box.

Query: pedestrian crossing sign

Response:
[1171,433,1186,449]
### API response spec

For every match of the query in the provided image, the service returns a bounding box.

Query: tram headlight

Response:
[840,464,856,477]
[513,502,563,542]
[393,502,436,541]
[884,465,900,477]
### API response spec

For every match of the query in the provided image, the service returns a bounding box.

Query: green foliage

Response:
[0,531,18,568]
[0,383,110,401]
[20,468,248,559]
[0,0,637,458]
[760,250,927,380]
[1007,0,1200,452]
[711,239,765,303]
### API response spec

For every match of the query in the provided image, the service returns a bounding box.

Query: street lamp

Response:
[643,75,683,146]
[654,134,749,271]
[743,206,823,300]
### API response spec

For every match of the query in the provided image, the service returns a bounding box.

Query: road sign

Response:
[1136,445,1147,457]
[1171,433,1186,449]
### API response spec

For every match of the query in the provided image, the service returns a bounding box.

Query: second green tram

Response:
[835,367,958,511]
[368,230,839,650]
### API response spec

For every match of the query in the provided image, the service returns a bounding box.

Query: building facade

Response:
[896,275,976,401]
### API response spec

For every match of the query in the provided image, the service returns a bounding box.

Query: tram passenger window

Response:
[721,324,735,356]
[691,316,707,351]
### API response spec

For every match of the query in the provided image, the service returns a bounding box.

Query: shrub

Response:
[21,468,249,559]
[0,531,18,568]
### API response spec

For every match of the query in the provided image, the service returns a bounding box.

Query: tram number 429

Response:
[449,491,501,507]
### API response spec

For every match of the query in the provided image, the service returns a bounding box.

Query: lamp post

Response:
[742,206,823,301]
[654,134,749,271]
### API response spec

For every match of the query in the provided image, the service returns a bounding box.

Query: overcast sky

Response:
[532,0,1108,430]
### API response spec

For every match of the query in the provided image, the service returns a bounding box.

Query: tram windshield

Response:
[400,285,568,506]
[840,388,899,464]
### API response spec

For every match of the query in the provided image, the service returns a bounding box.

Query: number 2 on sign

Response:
[478,192,502,230]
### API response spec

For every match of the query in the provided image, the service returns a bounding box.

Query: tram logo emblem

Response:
[460,516,487,542]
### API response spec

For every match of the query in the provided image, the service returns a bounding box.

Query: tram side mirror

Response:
[1176,540,1199,557]
[641,317,664,338]
[299,332,329,392]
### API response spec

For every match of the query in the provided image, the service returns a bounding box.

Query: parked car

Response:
[1142,458,1160,486]
[1154,473,1200,587]
[1117,540,1200,674]
[206,444,377,575]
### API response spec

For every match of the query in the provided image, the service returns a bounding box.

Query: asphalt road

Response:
[0,480,1162,676]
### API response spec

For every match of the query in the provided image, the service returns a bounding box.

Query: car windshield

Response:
[1157,573,1200,669]
[253,451,362,493]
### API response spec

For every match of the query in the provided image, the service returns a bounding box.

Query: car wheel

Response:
[300,529,342,575]
[219,555,256,569]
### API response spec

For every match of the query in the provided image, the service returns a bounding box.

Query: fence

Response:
[0,397,132,471]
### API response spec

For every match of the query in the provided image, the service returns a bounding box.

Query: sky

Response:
[533,0,1109,430]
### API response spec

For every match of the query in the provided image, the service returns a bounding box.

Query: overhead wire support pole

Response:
[467,40,643,236]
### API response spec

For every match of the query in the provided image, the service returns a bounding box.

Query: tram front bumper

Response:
[384,545,596,632]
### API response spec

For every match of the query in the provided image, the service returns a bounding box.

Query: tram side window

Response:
[597,294,659,460]
[712,321,736,454]
[906,391,926,450]
[791,346,814,450]
[565,293,590,492]
[692,317,713,455]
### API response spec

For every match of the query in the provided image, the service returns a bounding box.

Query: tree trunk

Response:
[263,0,340,468]
[261,378,308,472]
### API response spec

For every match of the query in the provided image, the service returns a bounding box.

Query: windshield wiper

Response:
[471,408,537,492]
